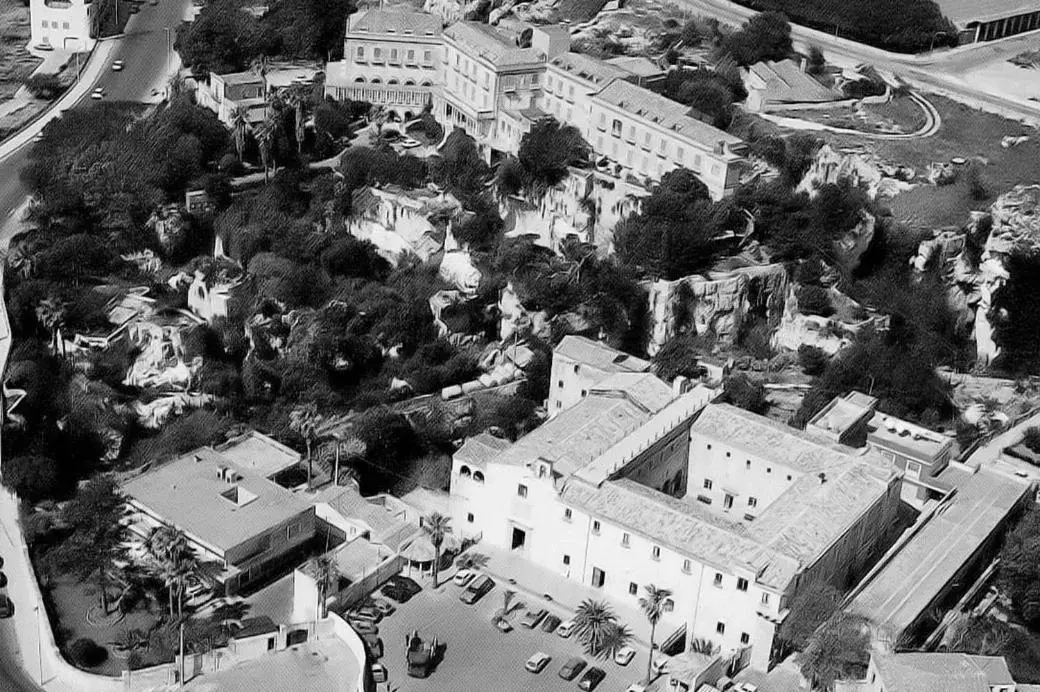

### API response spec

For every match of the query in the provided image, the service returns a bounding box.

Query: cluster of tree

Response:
[990,249,1040,374]
[797,612,871,691]
[497,118,591,195]
[996,505,1040,627]
[661,63,747,129]
[25,73,67,100]
[716,11,794,67]
[175,0,357,75]
[732,0,956,53]
[614,168,746,280]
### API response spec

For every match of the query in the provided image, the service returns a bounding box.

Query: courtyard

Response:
[370,571,652,692]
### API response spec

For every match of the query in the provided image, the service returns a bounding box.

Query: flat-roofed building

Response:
[122,432,315,594]
[935,0,1040,43]
[30,0,94,52]
[324,10,443,122]
[852,651,1018,692]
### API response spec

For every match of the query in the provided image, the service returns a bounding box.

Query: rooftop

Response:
[493,374,674,478]
[444,22,545,68]
[746,59,838,105]
[454,432,512,467]
[213,431,301,478]
[232,616,278,640]
[593,79,743,151]
[346,9,442,37]
[604,55,665,78]
[122,445,313,555]
[867,413,953,464]
[934,0,1039,27]
[316,484,420,551]
[554,335,651,375]
[550,52,632,87]
[850,465,1032,636]
[873,653,1014,692]
[216,71,264,86]
[183,640,360,692]
[302,537,394,582]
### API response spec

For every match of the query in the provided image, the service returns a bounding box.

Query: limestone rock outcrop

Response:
[147,204,192,256]
[797,144,883,200]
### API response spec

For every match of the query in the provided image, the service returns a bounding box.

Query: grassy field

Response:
[0,0,39,103]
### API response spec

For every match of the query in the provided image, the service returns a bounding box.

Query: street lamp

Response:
[930,31,948,52]
[33,605,43,684]
[164,27,174,100]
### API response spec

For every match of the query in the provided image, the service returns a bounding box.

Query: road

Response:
[0,0,189,238]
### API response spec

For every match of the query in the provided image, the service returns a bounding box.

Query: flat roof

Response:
[216,71,264,85]
[605,55,664,78]
[867,414,952,463]
[850,466,1031,636]
[554,335,651,375]
[934,0,1039,27]
[873,653,1012,692]
[213,431,301,478]
[184,640,360,692]
[122,445,313,555]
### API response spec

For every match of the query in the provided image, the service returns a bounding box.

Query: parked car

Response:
[541,614,561,633]
[559,656,586,681]
[111,60,124,72]
[0,595,10,619]
[347,618,378,636]
[520,608,547,629]
[493,616,513,632]
[614,645,636,666]
[350,605,383,623]
[525,652,551,673]
[460,574,494,604]
[624,685,647,692]
[370,662,388,683]
[735,684,759,692]
[382,576,421,603]
[578,666,606,691]
[90,87,104,100]
[453,569,476,587]
[370,597,395,616]
[0,572,7,588]
[360,631,383,658]
[399,137,421,149]
[556,619,577,638]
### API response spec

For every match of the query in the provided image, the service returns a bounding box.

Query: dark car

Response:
[0,595,11,619]
[559,656,586,681]
[541,614,562,633]
[382,576,422,603]
[460,574,494,604]
[349,605,383,623]
[521,608,547,629]
[578,666,606,691]
[347,618,378,636]
[360,631,383,659]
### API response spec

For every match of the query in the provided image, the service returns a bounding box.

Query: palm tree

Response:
[594,622,633,661]
[230,107,250,162]
[689,637,717,655]
[456,551,489,572]
[145,526,198,620]
[495,589,524,622]
[639,584,673,682]
[284,84,310,154]
[368,104,389,137]
[256,115,278,183]
[312,554,339,619]
[6,242,34,279]
[422,512,452,587]
[250,55,270,90]
[289,403,324,488]
[574,599,618,657]
[35,296,66,357]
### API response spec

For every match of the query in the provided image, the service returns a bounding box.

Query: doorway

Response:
[511,526,527,551]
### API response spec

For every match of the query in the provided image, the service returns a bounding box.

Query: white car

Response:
[736,684,759,692]
[398,137,422,149]
[625,685,647,692]
[91,87,104,100]
[111,60,124,72]
[556,619,577,638]
[31,132,44,143]
[525,651,551,673]
[614,645,636,666]
[453,568,475,587]
[370,662,388,683]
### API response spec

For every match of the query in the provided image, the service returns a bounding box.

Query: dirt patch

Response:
[0,0,40,103]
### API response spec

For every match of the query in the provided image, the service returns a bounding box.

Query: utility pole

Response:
[33,606,43,684]
[164,27,174,99]
[179,622,185,686]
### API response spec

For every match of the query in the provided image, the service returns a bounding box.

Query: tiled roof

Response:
[589,373,674,413]
[594,79,743,149]
[444,22,544,67]
[873,653,995,692]
[604,55,664,78]
[747,59,837,105]
[347,9,441,36]
[494,379,672,477]
[850,466,1031,635]
[554,335,650,375]
[453,432,512,467]
[550,52,631,87]
[563,478,801,588]
[934,0,1038,26]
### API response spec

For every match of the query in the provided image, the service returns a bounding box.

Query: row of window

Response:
[355,46,434,66]
[596,112,703,167]
[41,20,71,29]
[705,443,796,481]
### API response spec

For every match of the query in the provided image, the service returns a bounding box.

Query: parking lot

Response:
[370,576,649,692]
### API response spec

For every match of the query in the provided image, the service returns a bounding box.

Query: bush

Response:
[796,285,835,317]
[70,638,108,668]
[1024,427,1040,454]
[807,46,826,74]
[797,345,830,376]
[719,11,793,66]
[25,73,66,100]
[722,373,768,414]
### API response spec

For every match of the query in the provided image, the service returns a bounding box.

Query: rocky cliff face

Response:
[644,263,789,355]
[911,185,1040,365]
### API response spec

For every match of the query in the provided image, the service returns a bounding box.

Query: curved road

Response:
[0,2,190,691]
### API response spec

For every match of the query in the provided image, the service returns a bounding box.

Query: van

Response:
[460,574,494,604]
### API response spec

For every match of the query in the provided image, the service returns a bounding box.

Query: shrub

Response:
[797,285,835,317]
[26,73,66,100]
[722,373,768,414]
[70,638,108,668]
[807,46,826,74]
[1023,427,1040,454]
[798,345,830,376]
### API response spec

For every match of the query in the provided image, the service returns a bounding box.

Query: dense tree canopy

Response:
[997,506,1040,627]
[512,118,592,192]
[718,12,793,66]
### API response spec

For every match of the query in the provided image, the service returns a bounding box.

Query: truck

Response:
[405,630,438,678]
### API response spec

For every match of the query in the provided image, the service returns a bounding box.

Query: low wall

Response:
[336,554,406,610]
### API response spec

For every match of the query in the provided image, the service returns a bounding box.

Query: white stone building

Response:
[548,335,650,415]
[30,0,94,52]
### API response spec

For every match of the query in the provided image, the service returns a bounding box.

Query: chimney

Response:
[799,56,808,72]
